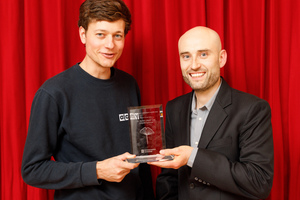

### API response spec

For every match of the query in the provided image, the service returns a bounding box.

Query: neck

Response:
[79,57,111,80]
[194,78,221,109]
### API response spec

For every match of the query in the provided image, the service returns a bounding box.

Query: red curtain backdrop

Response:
[1,0,299,199]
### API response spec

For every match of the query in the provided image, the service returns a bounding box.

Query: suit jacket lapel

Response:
[180,92,193,146]
[199,79,232,149]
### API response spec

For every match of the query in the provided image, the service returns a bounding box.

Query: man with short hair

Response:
[21,0,154,199]
[149,26,274,200]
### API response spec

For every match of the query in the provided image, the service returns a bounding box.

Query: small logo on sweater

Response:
[119,113,141,121]
[119,113,129,121]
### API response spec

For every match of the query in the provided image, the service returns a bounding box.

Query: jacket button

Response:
[190,183,195,189]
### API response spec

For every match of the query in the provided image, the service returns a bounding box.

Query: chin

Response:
[100,62,115,68]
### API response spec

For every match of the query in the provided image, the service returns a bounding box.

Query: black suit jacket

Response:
[156,79,274,200]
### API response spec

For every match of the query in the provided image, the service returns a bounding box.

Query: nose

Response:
[105,35,115,49]
[191,57,201,70]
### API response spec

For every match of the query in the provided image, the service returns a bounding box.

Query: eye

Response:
[96,33,104,37]
[114,34,123,40]
[182,54,190,60]
[200,52,208,58]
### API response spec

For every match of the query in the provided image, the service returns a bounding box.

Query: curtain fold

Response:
[1,0,299,199]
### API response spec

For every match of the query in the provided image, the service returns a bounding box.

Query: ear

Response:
[219,49,227,69]
[79,26,86,44]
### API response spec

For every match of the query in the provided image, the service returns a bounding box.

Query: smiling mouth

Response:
[190,72,205,78]
[101,52,115,58]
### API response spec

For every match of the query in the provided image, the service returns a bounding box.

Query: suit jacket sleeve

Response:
[191,97,273,199]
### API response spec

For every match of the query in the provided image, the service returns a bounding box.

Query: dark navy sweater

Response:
[21,64,154,199]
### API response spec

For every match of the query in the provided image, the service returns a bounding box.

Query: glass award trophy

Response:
[127,105,174,163]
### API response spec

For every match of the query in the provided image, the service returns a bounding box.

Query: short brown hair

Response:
[78,0,131,35]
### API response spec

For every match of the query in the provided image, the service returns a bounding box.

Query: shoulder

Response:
[36,65,78,101]
[217,78,270,109]
[232,88,270,107]
[114,68,137,82]
[221,86,271,118]
[41,65,76,90]
[113,68,139,92]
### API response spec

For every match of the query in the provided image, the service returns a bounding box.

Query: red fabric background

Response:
[1,0,299,199]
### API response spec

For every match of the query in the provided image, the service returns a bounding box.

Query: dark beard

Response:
[183,74,219,92]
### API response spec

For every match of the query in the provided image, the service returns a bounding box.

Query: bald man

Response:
[149,26,274,199]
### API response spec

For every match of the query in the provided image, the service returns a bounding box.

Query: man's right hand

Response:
[96,152,139,182]
[148,145,193,169]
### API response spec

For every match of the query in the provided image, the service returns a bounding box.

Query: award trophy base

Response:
[127,154,174,163]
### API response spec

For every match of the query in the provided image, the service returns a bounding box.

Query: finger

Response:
[120,160,139,169]
[116,152,134,161]
[160,148,176,156]
[125,154,136,159]
[148,160,174,168]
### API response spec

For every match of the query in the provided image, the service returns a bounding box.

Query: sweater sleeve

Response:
[21,89,100,189]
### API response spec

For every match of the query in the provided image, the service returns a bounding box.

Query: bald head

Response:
[178,26,222,53]
[178,26,227,95]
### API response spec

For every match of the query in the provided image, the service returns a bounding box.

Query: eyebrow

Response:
[179,51,189,56]
[94,29,124,34]
[179,49,211,56]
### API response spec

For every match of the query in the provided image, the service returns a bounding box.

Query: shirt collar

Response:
[191,79,222,113]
